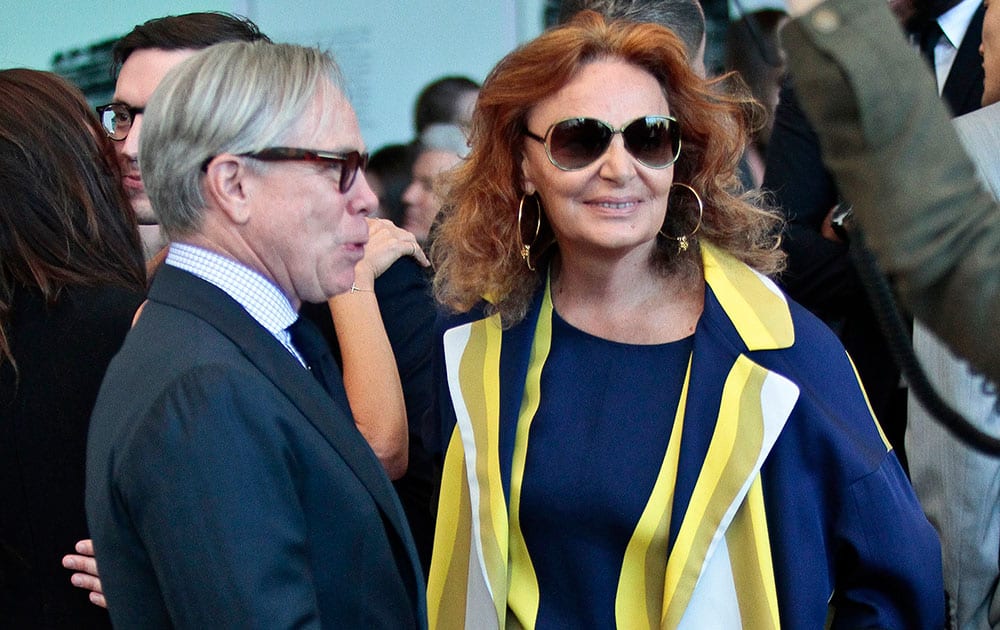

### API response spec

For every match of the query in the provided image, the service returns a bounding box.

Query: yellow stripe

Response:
[727,478,780,628]
[615,356,692,629]
[461,318,510,623]
[702,245,794,351]
[662,356,768,626]
[428,429,472,629]
[506,285,555,629]
[846,352,891,451]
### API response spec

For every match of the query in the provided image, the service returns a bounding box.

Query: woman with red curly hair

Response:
[427,11,942,629]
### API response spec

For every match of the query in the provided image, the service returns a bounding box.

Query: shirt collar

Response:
[937,0,981,49]
[164,242,299,336]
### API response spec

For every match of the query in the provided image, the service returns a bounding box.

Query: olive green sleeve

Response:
[781,0,1000,383]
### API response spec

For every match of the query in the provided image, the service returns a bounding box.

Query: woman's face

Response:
[520,58,675,262]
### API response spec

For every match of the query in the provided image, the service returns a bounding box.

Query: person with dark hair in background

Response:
[402,123,468,245]
[367,143,416,226]
[558,0,709,75]
[427,11,942,628]
[0,69,146,629]
[96,11,270,260]
[413,75,480,134]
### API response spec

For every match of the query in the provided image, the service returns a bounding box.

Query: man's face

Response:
[983,0,999,106]
[113,48,197,224]
[239,85,377,307]
[401,149,461,243]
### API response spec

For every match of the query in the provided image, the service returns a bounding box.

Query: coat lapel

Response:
[147,266,418,565]
[662,246,799,627]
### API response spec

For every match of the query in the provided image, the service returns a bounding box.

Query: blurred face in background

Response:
[112,48,196,224]
[401,148,461,243]
[983,0,999,106]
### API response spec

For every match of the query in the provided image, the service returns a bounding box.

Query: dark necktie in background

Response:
[287,316,353,415]
[918,20,943,69]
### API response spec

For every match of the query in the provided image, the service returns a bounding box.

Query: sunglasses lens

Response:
[548,118,612,170]
[623,117,679,168]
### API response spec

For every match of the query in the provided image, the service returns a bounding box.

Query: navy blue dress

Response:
[517,309,692,627]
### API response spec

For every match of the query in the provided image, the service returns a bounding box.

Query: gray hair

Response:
[558,0,706,60]
[417,123,469,158]
[140,41,345,237]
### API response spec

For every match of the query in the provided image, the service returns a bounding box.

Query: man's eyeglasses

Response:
[95,102,143,141]
[524,115,681,171]
[239,147,369,194]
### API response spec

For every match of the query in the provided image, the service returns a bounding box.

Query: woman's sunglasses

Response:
[524,115,681,171]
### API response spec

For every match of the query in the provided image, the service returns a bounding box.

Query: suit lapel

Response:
[147,266,417,560]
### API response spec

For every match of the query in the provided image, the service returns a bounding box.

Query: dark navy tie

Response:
[287,316,351,413]
[918,20,943,68]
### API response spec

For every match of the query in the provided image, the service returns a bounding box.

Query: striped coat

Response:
[427,245,943,629]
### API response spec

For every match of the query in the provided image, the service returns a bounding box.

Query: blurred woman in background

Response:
[0,68,145,628]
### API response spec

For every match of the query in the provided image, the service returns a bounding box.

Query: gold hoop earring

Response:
[517,194,542,271]
[660,182,703,253]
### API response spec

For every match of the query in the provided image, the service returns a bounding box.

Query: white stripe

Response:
[442,323,500,629]
[684,366,799,620]
[679,537,742,628]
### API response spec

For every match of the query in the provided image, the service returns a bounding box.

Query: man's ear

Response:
[202,154,251,225]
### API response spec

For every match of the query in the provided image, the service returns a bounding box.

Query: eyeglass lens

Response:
[243,148,369,194]
[337,151,368,194]
[98,104,138,141]
[547,116,679,170]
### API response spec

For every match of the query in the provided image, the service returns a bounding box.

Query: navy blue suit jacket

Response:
[86,265,426,628]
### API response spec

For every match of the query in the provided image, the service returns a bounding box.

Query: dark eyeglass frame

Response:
[95,102,144,141]
[237,147,370,194]
[524,115,681,171]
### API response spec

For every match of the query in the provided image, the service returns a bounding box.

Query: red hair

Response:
[432,11,783,324]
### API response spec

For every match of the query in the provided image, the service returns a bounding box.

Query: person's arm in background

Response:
[330,218,429,480]
[763,76,857,321]
[781,0,1000,383]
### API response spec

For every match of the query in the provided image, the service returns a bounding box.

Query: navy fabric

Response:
[517,310,692,626]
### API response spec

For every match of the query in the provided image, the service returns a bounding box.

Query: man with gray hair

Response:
[558,0,708,75]
[85,41,426,628]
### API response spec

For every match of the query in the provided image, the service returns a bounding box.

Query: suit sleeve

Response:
[782,0,1000,384]
[114,366,322,629]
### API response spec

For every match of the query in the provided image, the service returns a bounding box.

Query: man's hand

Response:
[62,539,106,608]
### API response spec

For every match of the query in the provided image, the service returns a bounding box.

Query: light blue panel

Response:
[0,0,547,150]
[247,0,545,151]
[0,0,234,70]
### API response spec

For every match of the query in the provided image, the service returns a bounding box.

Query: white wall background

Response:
[0,0,547,150]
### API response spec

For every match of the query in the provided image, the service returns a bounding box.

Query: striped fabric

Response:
[428,245,802,628]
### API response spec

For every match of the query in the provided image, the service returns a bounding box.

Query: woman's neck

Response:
[549,247,704,345]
